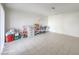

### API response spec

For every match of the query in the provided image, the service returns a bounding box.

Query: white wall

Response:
[48,15,64,33]
[5,8,48,32]
[48,12,79,37]
[0,4,5,54]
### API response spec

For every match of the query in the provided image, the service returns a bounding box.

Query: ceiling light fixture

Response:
[52,7,55,10]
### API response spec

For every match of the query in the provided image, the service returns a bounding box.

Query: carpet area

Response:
[2,32,79,55]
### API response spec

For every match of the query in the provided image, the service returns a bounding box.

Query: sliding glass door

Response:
[0,4,5,54]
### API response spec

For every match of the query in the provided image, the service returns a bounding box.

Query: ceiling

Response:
[4,3,79,16]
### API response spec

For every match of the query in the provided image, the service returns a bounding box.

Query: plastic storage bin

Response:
[6,34,14,42]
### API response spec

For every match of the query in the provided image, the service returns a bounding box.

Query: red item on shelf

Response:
[6,34,14,42]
